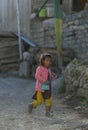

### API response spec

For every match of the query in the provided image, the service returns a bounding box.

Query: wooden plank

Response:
[80,0,87,10]
[1,64,19,72]
[1,58,19,65]
[0,41,18,48]
[0,32,20,72]
[1,63,19,68]
[0,32,16,37]
[0,53,19,60]
[0,45,19,54]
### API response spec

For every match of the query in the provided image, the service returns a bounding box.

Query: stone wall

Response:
[63,3,88,61]
[30,18,57,49]
[30,3,88,64]
[62,0,73,14]
[31,0,55,47]
[30,18,59,73]
[30,19,44,47]
[30,3,88,98]
[64,58,88,99]
[63,3,88,99]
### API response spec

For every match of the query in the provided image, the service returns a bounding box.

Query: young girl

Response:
[28,53,57,117]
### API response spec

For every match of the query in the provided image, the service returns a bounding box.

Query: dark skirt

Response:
[32,89,51,100]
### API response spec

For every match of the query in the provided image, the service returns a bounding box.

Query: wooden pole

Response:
[16,0,23,61]
[53,0,63,69]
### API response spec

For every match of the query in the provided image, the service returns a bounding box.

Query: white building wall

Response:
[0,0,31,37]
[63,0,73,14]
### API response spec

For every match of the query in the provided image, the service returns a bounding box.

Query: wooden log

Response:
[1,63,19,72]
[0,45,19,58]
[0,41,18,48]
[0,33,20,72]
[0,53,19,60]
[0,32,17,38]
[1,58,19,65]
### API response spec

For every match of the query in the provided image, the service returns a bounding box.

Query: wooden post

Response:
[16,0,23,61]
[53,0,63,69]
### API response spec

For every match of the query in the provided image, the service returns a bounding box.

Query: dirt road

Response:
[0,76,88,130]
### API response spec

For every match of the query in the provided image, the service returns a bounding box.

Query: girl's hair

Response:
[40,53,52,65]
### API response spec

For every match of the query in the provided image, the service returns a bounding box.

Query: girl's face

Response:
[43,57,52,68]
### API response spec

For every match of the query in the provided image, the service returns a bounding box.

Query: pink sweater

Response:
[35,66,51,92]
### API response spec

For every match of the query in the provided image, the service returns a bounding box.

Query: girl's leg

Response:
[45,96,53,117]
[28,92,44,113]
[33,92,44,107]
[45,96,52,107]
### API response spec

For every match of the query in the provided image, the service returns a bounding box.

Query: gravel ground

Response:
[0,76,88,130]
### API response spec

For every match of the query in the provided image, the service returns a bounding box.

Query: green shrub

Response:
[83,98,88,107]
[58,80,66,94]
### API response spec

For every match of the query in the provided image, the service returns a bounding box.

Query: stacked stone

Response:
[30,18,57,48]
[43,19,56,48]
[63,3,88,61]
[30,19,44,46]
[64,58,88,98]
[30,3,88,67]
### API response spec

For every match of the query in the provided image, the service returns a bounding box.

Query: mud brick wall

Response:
[63,3,88,61]
[30,19,44,47]
[64,58,88,99]
[30,3,88,65]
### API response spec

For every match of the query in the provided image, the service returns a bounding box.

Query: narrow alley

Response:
[0,76,88,130]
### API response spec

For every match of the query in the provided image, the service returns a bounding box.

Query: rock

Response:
[65,94,74,101]
[75,129,82,130]
[52,76,64,95]
[78,88,88,98]
[74,106,81,110]
[73,80,79,87]
[19,61,29,78]
[64,58,88,99]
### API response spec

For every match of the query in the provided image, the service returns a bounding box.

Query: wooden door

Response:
[73,0,87,11]
[79,0,87,10]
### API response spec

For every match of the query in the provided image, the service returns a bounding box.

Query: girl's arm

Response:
[51,72,57,80]
[35,67,48,83]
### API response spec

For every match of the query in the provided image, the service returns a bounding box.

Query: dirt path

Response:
[0,77,88,130]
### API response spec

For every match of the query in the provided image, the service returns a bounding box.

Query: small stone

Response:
[74,106,81,110]
[65,95,73,100]
[75,128,82,130]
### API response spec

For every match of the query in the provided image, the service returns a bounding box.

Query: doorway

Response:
[73,0,87,11]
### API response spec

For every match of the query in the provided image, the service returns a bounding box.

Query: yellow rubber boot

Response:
[28,103,34,114]
[45,106,53,117]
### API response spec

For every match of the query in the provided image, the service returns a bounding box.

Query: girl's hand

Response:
[51,72,57,80]
[43,80,49,84]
